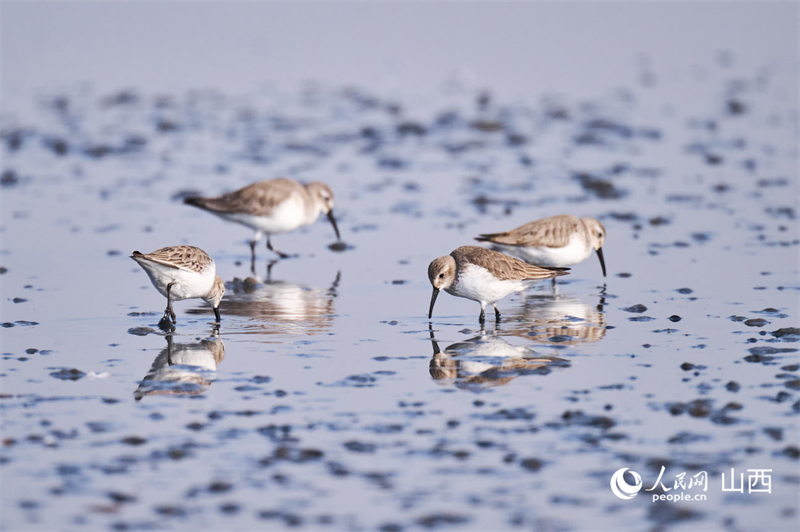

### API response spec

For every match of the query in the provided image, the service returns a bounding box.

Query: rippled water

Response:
[1,50,799,532]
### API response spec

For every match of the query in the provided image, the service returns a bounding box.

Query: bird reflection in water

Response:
[429,327,570,390]
[134,328,225,401]
[505,287,608,346]
[210,263,340,336]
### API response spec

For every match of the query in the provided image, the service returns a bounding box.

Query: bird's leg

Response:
[552,276,557,287]
[479,303,486,324]
[167,282,177,324]
[249,241,257,274]
[494,304,501,323]
[158,283,176,330]
[266,260,278,282]
[266,235,291,259]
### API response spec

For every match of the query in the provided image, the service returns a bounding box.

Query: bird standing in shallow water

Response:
[131,245,224,328]
[475,214,606,284]
[427,245,569,323]
[184,178,340,269]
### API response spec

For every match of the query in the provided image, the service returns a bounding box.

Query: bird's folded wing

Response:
[477,214,579,248]
[139,246,212,273]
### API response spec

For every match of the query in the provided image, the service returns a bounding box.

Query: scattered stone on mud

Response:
[573,172,626,199]
[520,458,544,472]
[416,513,471,528]
[120,436,147,446]
[623,304,647,313]
[1,170,19,187]
[778,446,800,460]
[49,368,86,381]
[343,441,376,453]
[772,328,800,339]
[127,326,156,336]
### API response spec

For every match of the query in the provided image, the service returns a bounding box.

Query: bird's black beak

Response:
[327,210,341,241]
[213,306,221,323]
[428,288,439,319]
[596,247,607,277]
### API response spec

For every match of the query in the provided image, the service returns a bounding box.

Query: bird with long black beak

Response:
[427,246,569,323]
[475,214,606,284]
[184,178,341,267]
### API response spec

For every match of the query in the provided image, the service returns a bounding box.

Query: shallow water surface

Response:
[1,57,799,532]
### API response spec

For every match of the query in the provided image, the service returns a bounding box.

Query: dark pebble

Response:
[520,458,544,472]
[154,505,186,517]
[219,503,240,515]
[121,436,147,446]
[1,170,19,187]
[328,241,349,252]
[725,381,740,392]
[208,481,232,493]
[744,318,768,327]
[107,492,137,504]
[772,328,800,338]
[127,327,156,336]
[343,440,376,453]
[623,304,648,313]
[50,368,86,381]
[668,315,682,322]
[688,401,712,418]
[779,446,800,460]
[676,288,693,294]
[416,513,470,528]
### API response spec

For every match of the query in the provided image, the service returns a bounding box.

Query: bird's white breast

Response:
[138,261,215,301]
[449,264,527,305]
[221,194,316,234]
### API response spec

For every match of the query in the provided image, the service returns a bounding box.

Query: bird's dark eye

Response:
[598,232,602,238]
[439,273,444,278]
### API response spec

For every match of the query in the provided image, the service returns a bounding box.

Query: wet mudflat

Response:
[1,56,799,532]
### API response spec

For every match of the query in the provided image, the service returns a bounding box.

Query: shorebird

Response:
[131,245,224,326]
[427,245,568,323]
[183,178,341,265]
[475,214,606,283]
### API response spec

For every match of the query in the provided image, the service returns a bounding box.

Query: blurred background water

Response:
[1,2,798,531]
